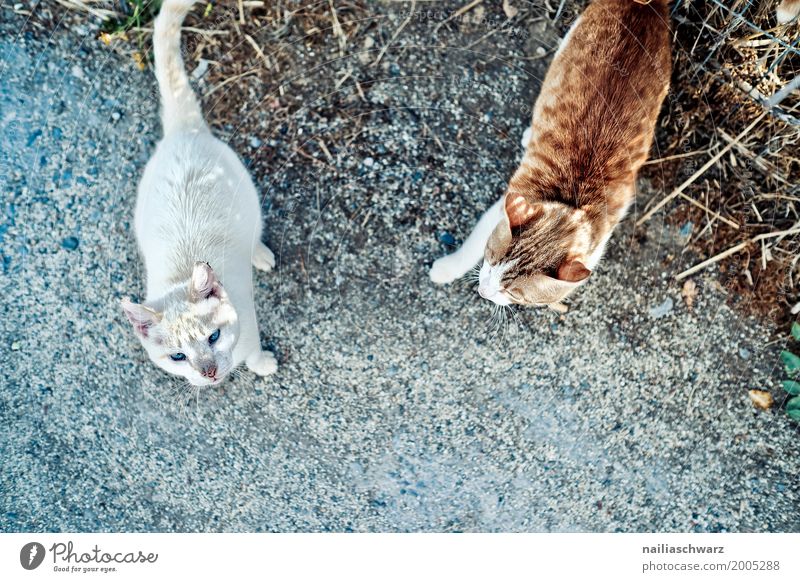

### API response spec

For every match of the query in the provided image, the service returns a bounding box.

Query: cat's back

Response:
[567,0,671,97]
[135,131,262,286]
[137,132,260,231]
[521,0,671,208]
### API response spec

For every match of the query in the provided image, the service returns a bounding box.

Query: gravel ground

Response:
[1,2,799,532]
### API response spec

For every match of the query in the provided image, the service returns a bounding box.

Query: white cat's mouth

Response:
[192,365,232,387]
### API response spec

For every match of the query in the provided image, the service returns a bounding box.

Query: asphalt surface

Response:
[1,2,798,532]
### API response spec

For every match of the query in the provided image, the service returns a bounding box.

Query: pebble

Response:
[648,297,674,319]
[363,156,375,167]
[61,236,79,251]
[739,348,751,359]
[249,136,262,148]
[439,232,455,245]
[191,59,210,80]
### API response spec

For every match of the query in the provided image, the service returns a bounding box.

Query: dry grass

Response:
[642,0,800,322]
[37,0,800,321]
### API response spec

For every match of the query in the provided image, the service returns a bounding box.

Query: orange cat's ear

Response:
[557,259,591,283]
[504,193,541,228]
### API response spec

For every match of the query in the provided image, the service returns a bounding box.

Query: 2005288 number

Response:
[730,561,780,571]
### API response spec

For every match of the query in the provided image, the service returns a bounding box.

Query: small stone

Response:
[680,221,694,237]
[681,279,697,311]
[363,156,375,167]
[191,59,210,80]
[11,341,20,351]
[648,297,673,319]
[503,0,519,19]
[748,389,773,411]
[536,46,547,56]
[389,63,401,76]
[70,65,85,80]
[439,232,455,246]
[249,136,262,148]
[61,236,79,251]
[739,348,751,360]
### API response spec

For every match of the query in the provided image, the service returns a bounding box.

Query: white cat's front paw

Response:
[430,256,463,285]
[247,350,278,376]
[252,243,275,272]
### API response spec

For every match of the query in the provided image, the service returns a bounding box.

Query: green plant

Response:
[779,322,800,421]
[101,0,163,35]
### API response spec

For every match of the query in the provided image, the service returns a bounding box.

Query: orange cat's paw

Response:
[430,256,462,285]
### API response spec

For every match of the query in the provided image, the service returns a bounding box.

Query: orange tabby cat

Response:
[431,0,672,310]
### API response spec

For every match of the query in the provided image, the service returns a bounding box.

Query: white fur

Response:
[477,260,512,305]
[777,0,800,24]
[430,199,504,285]
[555,16,582,60]
[521,127,532,150]
[125,0,276,384]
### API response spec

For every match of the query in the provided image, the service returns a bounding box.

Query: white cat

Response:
[121,0,277,386]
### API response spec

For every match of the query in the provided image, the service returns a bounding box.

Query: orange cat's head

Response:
[478,193,594,308]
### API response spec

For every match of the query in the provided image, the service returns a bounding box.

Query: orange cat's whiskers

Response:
[504,304,523,333]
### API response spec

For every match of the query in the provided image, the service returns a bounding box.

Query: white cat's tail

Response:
[153,0,206,135]
[777,0,800,24]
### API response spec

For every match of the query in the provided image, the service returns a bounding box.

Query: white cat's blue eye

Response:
[208,329,220,345]
[170,353,187,362]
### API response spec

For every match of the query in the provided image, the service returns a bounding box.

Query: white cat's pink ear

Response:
[191,262,222,301]
[557,259,591,283]
[504,193,541,228]
[121,298,161,338]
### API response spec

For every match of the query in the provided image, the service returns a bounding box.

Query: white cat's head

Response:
[121,262,240,386]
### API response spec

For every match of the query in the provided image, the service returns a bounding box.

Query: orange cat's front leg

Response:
[430,199,504,285]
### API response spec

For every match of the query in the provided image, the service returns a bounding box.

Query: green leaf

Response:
[780,351,800,373]
[792,322,800,342]
[788,408,800,421]
[787,396,800,412]
[782,380,800,395]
